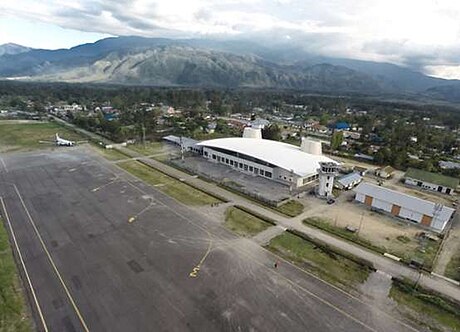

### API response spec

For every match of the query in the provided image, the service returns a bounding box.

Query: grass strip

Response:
[390,277,460,331]
[93,146,128,161]
[136,159,229,203]
[266,231,371,289]
[0,218,32,332]
[445,251,460,282]
[118,160,220,206]
[234,205,277,226]
[287,228,375,271]
[273,200,304,217]
[224,207,271,237]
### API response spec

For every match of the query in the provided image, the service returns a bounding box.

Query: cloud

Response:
[2,0,460,78]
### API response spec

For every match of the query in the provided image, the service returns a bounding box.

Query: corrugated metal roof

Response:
[337,172,362,187]
[198,137,337,177]
[163,135,198,148]
[405,167,459,188]
[354,182,455,220]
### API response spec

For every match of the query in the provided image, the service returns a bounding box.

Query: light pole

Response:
[357,212,364,236]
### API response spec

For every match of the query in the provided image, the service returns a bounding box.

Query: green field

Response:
[92,146,129,161]
[274,200,304,217]
[445,251,460,282]
[0,219,32,332]
[266,232,369,289]
[303,217,386,253]
[129,142,167,156]
[118,160,220,206]
[224,207,271,237]
[390,279,460,331]
[0,121,84,153]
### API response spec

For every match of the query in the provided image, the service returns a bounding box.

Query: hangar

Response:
[197,136,337,189]
[354,182,455,233]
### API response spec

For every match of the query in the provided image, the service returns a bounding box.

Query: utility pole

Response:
[141,123,146,147]
[357,212,364,236]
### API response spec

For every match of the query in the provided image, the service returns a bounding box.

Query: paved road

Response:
[112,148,460,303]
[0,148,419,331]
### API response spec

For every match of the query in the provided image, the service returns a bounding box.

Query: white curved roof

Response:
[197,137,337,177]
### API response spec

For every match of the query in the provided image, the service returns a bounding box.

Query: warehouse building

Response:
[354,182,455,233]
[404,168,459,195]
[197,135,337,189]
[335,172,362,190]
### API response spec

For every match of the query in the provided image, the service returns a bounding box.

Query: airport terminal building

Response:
[197,133,337,189]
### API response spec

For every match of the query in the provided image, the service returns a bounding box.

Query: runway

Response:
[0,147,417,331]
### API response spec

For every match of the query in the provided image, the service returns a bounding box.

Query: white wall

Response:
[405,177,453,195]
[371,198,392,212]
[355,192,365,203]
[405,178,419,186]
[398,207,423,223]
[431,217,448,232]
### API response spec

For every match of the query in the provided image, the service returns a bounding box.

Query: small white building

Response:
[404,168,458,195]
[375,166,395,179]
[354,182,455,233]
[335,172,362,190]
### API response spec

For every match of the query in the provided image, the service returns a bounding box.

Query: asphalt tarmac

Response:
[0,147,418,332]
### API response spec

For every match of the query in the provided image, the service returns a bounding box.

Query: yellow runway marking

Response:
[128,217,136,223]
[12,185,90,332]
[0,197,48,332]
[189,232,213,278]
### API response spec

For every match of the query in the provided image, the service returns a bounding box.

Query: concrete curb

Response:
[384,253,401,262]
[431,272,460,286]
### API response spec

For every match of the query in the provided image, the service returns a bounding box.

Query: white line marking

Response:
[0,197,48,332]
[12,185,90,332]
[0,157,7,172]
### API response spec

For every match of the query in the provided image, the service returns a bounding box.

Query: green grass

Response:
[118,160,220,206]
[303,217,387,254]
[445,251,460,282]
[0,121,84,153]
[129,142,166,156]
[401,240,440,272]
[267,232,370,289]
[224,207,271,237]
[274,200,304,217]
[396,235,411,243]
[0,219,32,331]
[390,278,460,331]
[93,146,128,161]
[303,217,440,271]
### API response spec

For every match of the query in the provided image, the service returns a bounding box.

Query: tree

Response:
[262,124,282,141]
[330,131,343,150]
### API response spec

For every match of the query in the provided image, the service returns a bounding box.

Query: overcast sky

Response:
[1,0,460,79]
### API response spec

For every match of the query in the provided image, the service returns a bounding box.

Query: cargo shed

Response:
[354,182,455,233]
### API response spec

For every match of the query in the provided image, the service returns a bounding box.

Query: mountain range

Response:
[1,36,460,102]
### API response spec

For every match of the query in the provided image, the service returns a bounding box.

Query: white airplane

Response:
[55,133,75,146]
[39,134,86,147]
